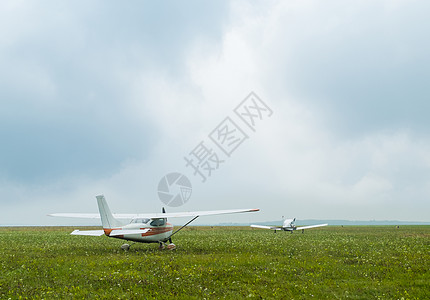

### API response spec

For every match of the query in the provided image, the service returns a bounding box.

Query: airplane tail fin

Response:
[96,195,123,229]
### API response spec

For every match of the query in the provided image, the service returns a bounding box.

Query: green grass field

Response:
[0,226,429,299]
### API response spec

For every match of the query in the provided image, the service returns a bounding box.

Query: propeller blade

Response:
[162,207,172,243]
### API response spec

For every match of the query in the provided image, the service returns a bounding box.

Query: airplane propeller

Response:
[162,207,173,244]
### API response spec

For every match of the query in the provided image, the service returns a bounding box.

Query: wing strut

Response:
[169,216,199,238]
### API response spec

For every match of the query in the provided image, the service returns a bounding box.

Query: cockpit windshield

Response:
[130,218,150,224]
[150,218,166,226]
[130,218,166,226]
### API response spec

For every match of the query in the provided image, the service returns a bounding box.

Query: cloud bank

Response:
[1,0,429,225]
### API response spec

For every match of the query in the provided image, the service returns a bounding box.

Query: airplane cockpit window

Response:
[150,218,166,226]
[131,218,150,224]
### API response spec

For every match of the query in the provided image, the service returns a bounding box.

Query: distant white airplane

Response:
[251,218,327,233]
[49,195,259,250]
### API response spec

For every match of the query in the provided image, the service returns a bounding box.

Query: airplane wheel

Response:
[159,243,166,250]
[167,243,176,250]
[121,244,130,251]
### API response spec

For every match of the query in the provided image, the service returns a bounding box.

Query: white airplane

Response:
[49,195,259,250]
[251,218,327,233]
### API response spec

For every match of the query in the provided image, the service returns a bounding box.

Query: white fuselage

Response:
[282,219,296,231]
[104,221,173,243]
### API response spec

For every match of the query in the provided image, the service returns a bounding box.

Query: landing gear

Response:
[121,242,136,251]
[159,241,176,250]
[121,244,130,251]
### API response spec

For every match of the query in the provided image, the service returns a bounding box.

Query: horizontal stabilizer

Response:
[296,224,328,230]
[71,230,105,236]
[109,229,150,236]
[250,224,282,230]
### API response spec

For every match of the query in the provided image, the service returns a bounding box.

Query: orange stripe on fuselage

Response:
[141,226,173,236]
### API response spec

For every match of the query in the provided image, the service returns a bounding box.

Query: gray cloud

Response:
[267,1,430,136]
[0,0,229,184]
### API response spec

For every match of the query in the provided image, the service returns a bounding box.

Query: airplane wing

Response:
[49,213,101,219]
[49,208,259,219]
[48,213,143,219]
[250,224,283,230]
[143,208,260,219]
[295,224,328,230]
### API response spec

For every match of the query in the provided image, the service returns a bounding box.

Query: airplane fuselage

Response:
[104,222,174,243]
[281,226,296,231]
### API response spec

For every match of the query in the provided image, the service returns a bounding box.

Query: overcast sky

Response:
[1,0,429,225]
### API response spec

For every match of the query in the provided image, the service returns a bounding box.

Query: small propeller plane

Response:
[49,195,259,250]
[251,218,327,233]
